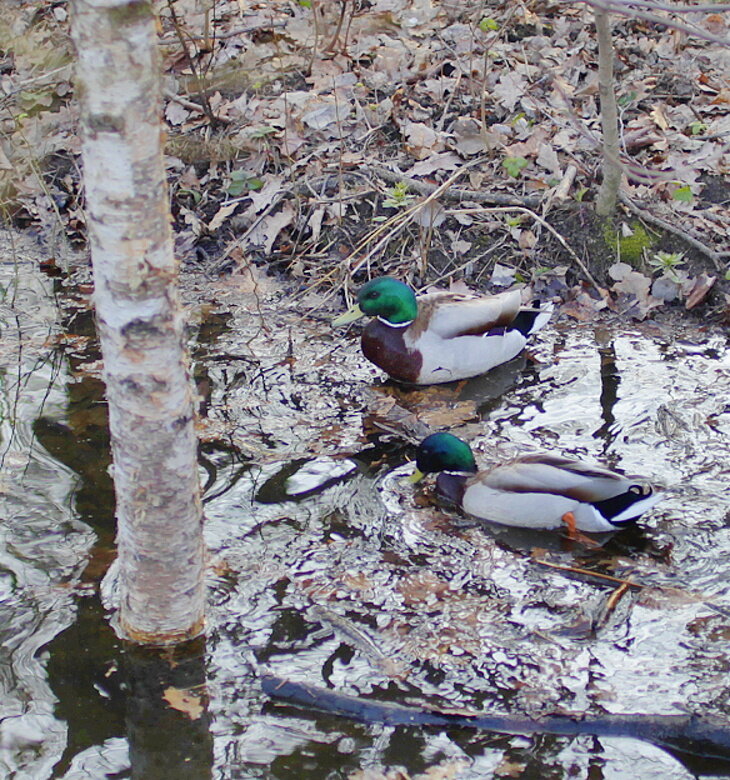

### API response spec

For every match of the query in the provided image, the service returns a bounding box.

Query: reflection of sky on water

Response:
[0,246,96,778]
[199,304,730,777]
[3,239,730,779]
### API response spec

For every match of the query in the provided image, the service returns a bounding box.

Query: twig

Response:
[299,161,490,310]
[575,0,730,47]
[366,165,542,209]
[533,558,643,588]
[619,193,724,270]
[448,206,604,292]
[533,558,730,618]
[164,89,209,116]
[597,0,730,13]
[158,22,286,43]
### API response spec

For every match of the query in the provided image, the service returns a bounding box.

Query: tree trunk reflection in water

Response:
[594,331,620,454]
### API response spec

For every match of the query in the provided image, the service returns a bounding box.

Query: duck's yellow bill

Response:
[332,304,364,327]
[405,467,426,484]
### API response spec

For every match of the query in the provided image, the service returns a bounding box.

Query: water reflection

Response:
[0,249,93,777]
[3,235,730,778]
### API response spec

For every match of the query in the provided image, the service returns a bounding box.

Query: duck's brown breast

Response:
[361,320,422,383]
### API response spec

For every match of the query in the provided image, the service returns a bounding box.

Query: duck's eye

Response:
[365,291,379,300]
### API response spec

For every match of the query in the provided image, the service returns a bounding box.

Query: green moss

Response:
[602,221,655,265]
[108,1,151,28]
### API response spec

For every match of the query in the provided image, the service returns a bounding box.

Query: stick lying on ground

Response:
[261,674,730,762]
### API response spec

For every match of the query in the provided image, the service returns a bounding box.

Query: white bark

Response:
[71,0,205,643]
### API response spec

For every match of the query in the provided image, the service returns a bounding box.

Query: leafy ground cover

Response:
[1,0,729,321]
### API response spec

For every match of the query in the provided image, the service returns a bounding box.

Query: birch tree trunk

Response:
[70,0,205,643]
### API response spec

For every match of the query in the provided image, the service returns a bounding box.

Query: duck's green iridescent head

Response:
[409,433,478,482]
[332,277,418,327]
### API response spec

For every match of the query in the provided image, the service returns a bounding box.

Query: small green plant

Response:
[250,126,278,140]
[177,188,202,204]
[617,91,637,108]
[503,156,529,178]
[479,17,499,31]
[647,251,685,282]
[382,181,416,209]
[574,186,588,202]
[505,215,524,228]
[689,121,707,136]
[671,185,693,203]
[227,171,263,196]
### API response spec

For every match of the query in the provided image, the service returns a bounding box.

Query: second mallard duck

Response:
[409,433,662,533]
[332,277,551,385]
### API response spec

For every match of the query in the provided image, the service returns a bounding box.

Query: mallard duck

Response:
[409,433,662,533]
[332,277,551,385]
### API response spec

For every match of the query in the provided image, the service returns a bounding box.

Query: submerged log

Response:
[261,674,730,762]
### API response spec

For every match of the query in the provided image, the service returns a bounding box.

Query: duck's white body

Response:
[456,454,662,532]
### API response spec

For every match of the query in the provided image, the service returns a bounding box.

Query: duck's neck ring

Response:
[378,317,413,328]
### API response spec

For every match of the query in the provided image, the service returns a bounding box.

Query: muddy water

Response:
[1,253,729,778]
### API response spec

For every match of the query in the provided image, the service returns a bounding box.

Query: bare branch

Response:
[574,0,730,46]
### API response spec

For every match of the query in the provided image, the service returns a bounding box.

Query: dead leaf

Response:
[246,175,284,215]
[495,758,527,778]
[0,145,14,170]
[413,200,446,228]
[417,400,478,428]
[398,571,450,605]
[684,273,716,309]
[650,105,669,131]
[651,276,680,302]
[162,686,204,720]
[303,100,344,130]
[416,760,470,779]
[450,237,472,256]
[493,72,527,112]
[405,152,462,177]
[245,204,295,253]
[491,263,517,287]
[609,262,664,319]
[403,122,443,159]
[308,206,326,243]
[207,201,240,232]
[536,143,561,174]
[450,117,499,156]
[165,100,190,126]
[503,128,548,159]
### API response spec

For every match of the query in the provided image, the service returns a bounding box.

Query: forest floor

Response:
[1,0,730,323]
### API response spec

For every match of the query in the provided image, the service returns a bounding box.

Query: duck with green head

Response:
[332,277,551,385]
[409,432,662,533]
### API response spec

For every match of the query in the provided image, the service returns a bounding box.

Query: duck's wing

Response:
[412,289,523,339]
[479,453,640,503]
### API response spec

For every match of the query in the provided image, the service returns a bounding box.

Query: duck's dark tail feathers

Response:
[509,303,553,337]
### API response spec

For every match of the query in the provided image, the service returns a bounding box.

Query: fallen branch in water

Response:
[261,674,730,761]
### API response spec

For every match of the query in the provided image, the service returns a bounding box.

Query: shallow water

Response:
[1,244,729,778]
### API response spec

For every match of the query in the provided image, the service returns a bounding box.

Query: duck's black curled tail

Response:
[509,303,553,337]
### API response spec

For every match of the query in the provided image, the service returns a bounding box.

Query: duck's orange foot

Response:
[561,511,600,547]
